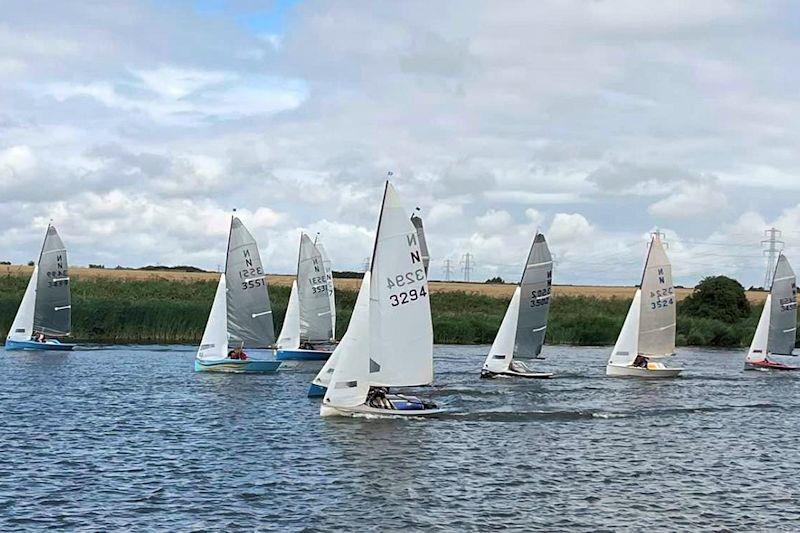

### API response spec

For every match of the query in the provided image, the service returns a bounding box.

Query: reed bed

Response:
[0,275,790,347]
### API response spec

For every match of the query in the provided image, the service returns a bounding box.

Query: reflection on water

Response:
[1,344,798,530]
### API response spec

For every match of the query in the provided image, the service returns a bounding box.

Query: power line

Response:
[762,227,784,287]
[361,257,371,272]
[442,259,455,281]
[460,252,474,282]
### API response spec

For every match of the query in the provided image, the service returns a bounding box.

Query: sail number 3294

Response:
[387,268,428,307]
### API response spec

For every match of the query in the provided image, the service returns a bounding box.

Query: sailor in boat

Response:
[633,355,649,368]
[365,387,438,412]
[228,347,249,360]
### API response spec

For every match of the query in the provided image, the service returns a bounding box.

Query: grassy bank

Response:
[0,275,791,347]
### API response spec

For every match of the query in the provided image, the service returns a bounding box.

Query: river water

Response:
[0,344,797,531]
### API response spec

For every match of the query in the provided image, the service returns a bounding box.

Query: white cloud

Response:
[648,183,728,218]
[1,1,799,287]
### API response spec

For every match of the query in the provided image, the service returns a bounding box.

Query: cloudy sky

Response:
[1,0,799,286]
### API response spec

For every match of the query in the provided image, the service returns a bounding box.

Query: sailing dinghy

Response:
[321,181,443,417]
[5,225,75,351]
[275,233,336,361]
[308,272,371,397]
[481,233,553,378]
[606,234,682,377]
[745,254,798,370]
[195,216,280,373]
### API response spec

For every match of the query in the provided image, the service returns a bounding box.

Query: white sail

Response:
[369,182,433,387]
[197,274,229,361]
[322,278,372,409]
[638,235,676,357]
[7,265,38,341]
[746,294,771,364]
[483,286,521,373]
[607,289,642,368]
[297,234,333,342]
[314,272,371,391]
[315,239,337,340]
[277,281,300,349]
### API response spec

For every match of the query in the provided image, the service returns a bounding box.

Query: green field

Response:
[0,275,781,347]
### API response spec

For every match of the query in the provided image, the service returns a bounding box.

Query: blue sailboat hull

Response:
[275,348,332,361]
[307,383,327,397]
[5,339,75,351]
[194,359,281,373]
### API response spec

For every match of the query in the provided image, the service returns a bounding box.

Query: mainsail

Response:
[314,236,337,339]
[197,274,229,360]
[637,235,676,357]
[225,216,275,347]
[514,233,552,358]
[297,234,333,343]
[410,211,430,274]
[34,225,71,336]
[369,182,433,387]
[767,255,797,355]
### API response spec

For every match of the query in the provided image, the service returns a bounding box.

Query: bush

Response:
[485,276,505,284]
[680,276,750,323]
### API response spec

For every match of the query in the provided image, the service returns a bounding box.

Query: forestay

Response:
[515,233,552,358]
[197,274,229,360]
[369,182,433,387]
[410,212,430,274]
[297,234,333,343]
[315,238,337,339]
[637,236,675,357]
[225,217,275,347]
[767,255,797,355]
[483,286,521,373]
[314,272,371,391]
[34,225,71,336]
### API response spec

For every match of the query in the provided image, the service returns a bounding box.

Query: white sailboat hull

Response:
[606,363,682,378]
[320,403,446,418]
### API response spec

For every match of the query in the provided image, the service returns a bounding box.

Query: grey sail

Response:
[297,233,333,343]
[34,225,71,336]
[225,216,275,347]
[638,235,676,356]
[767,254,797,355]
[514,233,552,358]
[410,212,430,274]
